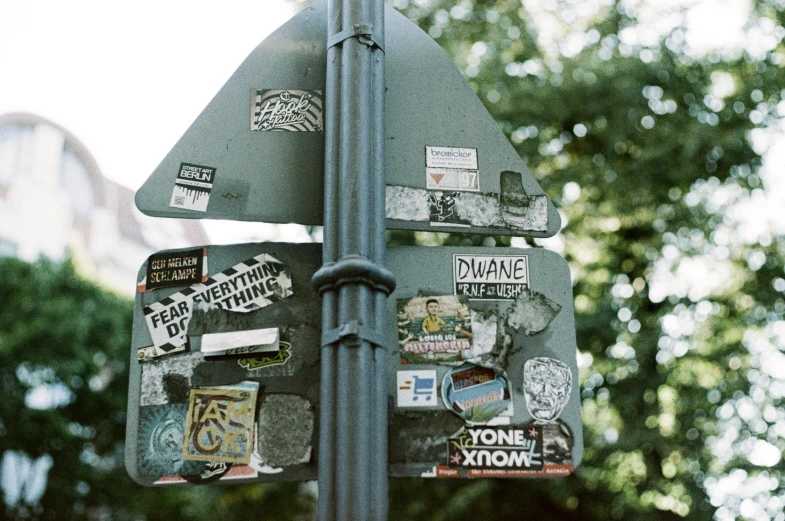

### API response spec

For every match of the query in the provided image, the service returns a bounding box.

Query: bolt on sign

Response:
[126,243,321,485]
[387,246,582,478]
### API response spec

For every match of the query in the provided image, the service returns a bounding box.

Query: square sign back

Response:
[453,254,530,301]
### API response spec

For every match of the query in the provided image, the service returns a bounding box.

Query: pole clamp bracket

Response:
[328,23,384,52]
[322,320,386,349]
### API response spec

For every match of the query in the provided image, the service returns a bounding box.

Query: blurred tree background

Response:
[3,0,785,520]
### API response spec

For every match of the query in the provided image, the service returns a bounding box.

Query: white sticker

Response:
[426,146,479,170]
[169,163,216,212]
[397,370,438,407]
[201,328,279,357]
[453,254,530,301]
[425,147,480,193]
[143,254,293,352]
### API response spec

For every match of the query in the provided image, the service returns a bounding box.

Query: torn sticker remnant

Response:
[386,184,547,233]
[182,381,259,464]
[504,288,562,336]
[143,253,293,352]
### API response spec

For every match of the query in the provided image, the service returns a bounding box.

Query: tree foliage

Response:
[389,1,785,520]
[4,0,785,519]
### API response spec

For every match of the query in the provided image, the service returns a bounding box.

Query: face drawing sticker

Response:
[523,357,572,422]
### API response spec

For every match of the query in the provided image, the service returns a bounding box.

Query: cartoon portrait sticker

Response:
[397,295,473,365]
[523,357,572,422]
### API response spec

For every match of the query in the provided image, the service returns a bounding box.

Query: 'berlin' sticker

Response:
[251,89,323,131]
[453,254,530,301]
[169,163,216,212]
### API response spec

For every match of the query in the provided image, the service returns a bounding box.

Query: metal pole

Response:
[312,0,392,518]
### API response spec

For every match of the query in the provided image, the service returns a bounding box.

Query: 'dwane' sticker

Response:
[453,254,530,301]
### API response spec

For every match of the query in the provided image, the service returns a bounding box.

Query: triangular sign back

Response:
[135,0,561,237]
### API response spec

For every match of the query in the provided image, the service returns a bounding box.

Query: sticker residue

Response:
[386,176,548,232]
[169,163,216,212]
[201,328,279,357]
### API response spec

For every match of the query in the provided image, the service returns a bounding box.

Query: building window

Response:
[59,145,95,218]
[0,124,35,185]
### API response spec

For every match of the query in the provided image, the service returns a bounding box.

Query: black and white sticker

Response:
[143,254,293,352]
[169,163,216,212]
[251,89,323,131]
[426,146,479,192]
[453,254,530,301]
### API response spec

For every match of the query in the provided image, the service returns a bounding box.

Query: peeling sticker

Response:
[397,295,473,365]
[460,310,498,362]
[500,171,548,231]
[453,254,530,301]
[202,328,279,358]
[425,146,479,192]
[182,381,259,464]
[138,248,208,292]
[441,363,512,424]
[143,254,293,352]
[237,341,292,371]
[169,163,216,212]
[137,343,186,363]
[523,357,572,422]
[251,89,323,131]
[386,182,548,232]
[505,289,562,336]
[397,370,437,407]
[140,350,203,406]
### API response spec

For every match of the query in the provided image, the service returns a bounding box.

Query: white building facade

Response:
[0,112,208,294]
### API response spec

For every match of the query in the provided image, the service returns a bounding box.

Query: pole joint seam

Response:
[327,23,384,52]
[312,255,396,295]
[321,320,386,349]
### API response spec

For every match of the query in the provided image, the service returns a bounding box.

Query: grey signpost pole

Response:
[311,0,392,519]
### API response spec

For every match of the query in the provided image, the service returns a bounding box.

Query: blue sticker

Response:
[441,363,512,425]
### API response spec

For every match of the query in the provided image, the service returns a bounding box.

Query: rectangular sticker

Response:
[251,89,323,131]
[397,295,472,365]
[202,328,279,357]
[137,344,186,362]
[426,168,479,191]
[397,370,438,407]
[143,254,293,353]
[453,254,530,301]
[448,425,543,472]
[183,381,259,464]
[139,248,208,292]
[169,163,216,212]
[426,146,478,170]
